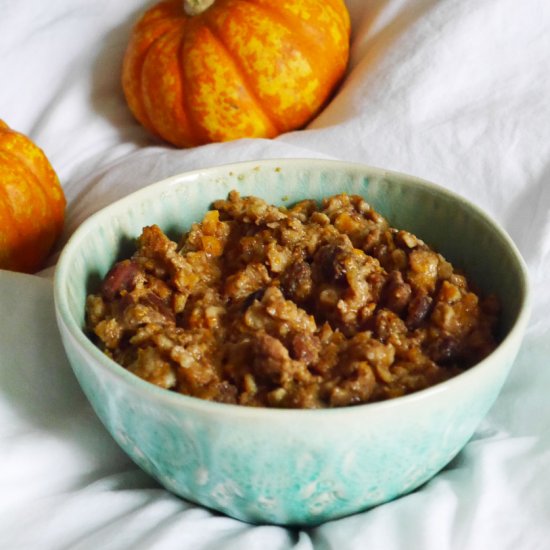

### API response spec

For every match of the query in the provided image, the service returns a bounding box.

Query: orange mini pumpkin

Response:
[0,120,66,273]
[122,0,351,147]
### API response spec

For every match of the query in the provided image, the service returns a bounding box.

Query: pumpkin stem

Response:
[183,0,215,16]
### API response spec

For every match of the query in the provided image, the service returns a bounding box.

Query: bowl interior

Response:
[56,159,527,347]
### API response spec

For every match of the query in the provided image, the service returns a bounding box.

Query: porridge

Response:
[86,191,499,408]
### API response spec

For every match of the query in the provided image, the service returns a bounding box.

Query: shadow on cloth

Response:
[0,271,154,490]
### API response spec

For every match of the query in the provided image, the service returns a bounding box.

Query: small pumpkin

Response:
[0,120,66,273]
[122,0,351,147]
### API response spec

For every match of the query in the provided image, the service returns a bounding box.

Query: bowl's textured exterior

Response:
[54,159,530,525]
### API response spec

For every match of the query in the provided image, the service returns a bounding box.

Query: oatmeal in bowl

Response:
[54,159,530,525]
[86,191,500,409]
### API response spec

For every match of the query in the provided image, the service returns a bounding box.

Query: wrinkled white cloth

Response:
[1,1,550,548]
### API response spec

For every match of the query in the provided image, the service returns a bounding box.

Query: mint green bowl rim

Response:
[53,158,532,420]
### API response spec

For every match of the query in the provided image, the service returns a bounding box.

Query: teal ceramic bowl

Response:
[54,159,530,526]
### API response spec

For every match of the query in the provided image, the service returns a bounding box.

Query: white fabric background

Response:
[1,1,549,548]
